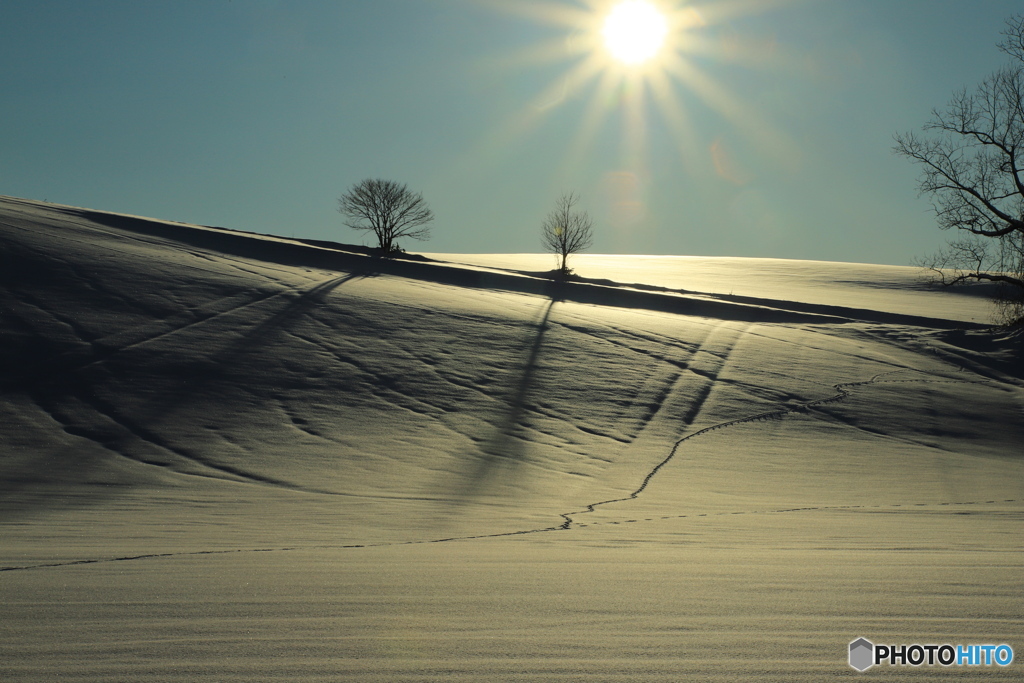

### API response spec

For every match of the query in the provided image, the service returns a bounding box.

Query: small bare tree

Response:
[894,15,1024,323]
[338,179,433,254]
[541,192,593,276]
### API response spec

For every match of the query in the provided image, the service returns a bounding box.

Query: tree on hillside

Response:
[894,14,1024,324]
[541,192,593,277]
[338,179,433,255]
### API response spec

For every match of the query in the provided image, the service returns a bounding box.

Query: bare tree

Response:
[541,192,593,276]
[894,14,1024,323]
[338,179,433,254]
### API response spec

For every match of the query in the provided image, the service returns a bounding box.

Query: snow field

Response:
[1,196,1021,680]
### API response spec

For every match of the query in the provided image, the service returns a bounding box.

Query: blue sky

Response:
[2,0,1022,265]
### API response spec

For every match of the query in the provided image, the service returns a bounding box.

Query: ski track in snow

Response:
[2,498,1018,573]
[2,357,1005,573]
[558,369,926,529]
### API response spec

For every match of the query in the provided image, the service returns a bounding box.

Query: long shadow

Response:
[195,271,366,370]
[101,269,368,435]
[441,283,565,509]
[12,271,368,497]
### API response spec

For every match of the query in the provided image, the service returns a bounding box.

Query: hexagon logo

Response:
[849,638,875,671]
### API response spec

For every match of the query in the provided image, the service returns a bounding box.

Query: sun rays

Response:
[467,0,801,205]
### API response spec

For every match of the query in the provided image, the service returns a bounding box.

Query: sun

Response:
[464,0,799,203]
[602,1,669,65]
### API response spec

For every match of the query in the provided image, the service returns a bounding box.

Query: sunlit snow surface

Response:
[1,196,1022,681]
[425,252,999,324]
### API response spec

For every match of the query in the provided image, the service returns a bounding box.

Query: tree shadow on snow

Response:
[121,269,370,427]
[436,283,565,516]
[2,269,370,506]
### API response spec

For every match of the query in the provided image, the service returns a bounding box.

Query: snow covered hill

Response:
[1,195,1021,681]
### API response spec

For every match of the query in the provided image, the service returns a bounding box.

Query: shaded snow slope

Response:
[1,196,1022,681]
